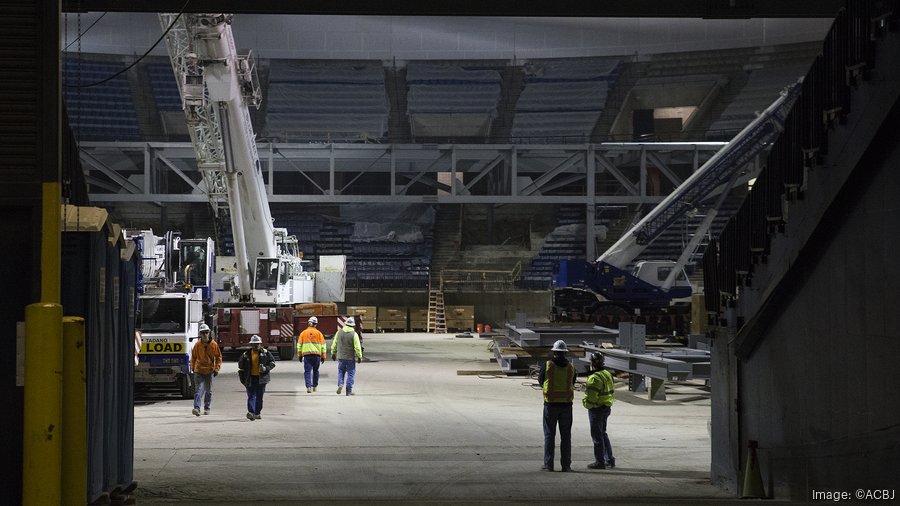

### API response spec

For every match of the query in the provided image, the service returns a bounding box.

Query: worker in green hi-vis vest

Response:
[583,352,616,470]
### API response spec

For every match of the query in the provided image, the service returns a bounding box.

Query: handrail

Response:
[439,262,523,290]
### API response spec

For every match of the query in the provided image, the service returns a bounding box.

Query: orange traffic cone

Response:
[741,440,766,498]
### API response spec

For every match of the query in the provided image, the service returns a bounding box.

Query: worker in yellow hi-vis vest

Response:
[583,352,616,470]
[538,340,576,472]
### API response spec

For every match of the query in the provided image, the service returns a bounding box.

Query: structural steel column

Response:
[586,146,597,260]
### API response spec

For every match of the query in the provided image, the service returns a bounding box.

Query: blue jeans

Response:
[303,354,322,388]
[337,359,357,392]
[245,375,267,415]
[543,403,572,469]
[193,373,212,410]
[588,405,614,465]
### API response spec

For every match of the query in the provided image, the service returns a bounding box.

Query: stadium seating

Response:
[264,61,389,142]
[62,57,142,141]
[405,62,502,139]
[706,64,809,140]
[269,211,433,289]
[511,58,620,143]
[145,63,182,112]
[519,205,587,289]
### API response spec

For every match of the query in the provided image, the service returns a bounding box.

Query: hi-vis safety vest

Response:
[583,369,615,409]
[297,327,326,358]
[542,361,575,403]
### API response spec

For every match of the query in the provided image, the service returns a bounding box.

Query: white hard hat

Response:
[199,323,211,333]
[551,340,568,352]
[308,316,318,325]
[249,334,262,344]
[345,317,355,327]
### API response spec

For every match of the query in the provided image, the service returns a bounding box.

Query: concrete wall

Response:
[64,13,831,60]
[732,104,900,500]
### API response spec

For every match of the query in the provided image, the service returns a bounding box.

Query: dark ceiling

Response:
[63,0,842,18]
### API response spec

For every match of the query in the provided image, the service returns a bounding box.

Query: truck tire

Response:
[278,345,295,361]
[178,374,195,399]
[592,304,630,327]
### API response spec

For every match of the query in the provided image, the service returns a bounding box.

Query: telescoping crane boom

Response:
[161,13,313,359]
[553,81,802,334]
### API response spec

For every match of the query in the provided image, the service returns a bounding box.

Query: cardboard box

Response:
[409,307,429,331]
[445,305,475,332]
[377,307,408,331]
[295,303,338,316]
[347,306,377,329]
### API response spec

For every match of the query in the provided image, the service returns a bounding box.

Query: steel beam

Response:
[581,345,711,382]
[83,141,727,205]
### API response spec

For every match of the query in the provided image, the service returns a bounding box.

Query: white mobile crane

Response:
[161,13,314,359]
[553,81,802,334]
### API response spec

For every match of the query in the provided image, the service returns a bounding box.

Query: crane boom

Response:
[161,13,275,300]
[553,81,802,334]
[597,80,802,269]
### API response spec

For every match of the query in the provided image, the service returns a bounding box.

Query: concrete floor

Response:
[134,333,732,504]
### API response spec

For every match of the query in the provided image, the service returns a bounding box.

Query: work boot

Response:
[246,412,255,421]
[307,387,312,393]
[192,408,200,417]
[203,408,210,415]
[587,462,606,469]
[336,386,342,394]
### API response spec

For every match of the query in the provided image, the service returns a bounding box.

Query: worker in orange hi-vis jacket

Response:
[297,316,327,393]
[190,323,222,416]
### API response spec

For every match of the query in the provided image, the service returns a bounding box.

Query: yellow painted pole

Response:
[41,182,61,305]
[23,181,63,503]
[61,317,86,506]
[22,303,63,505]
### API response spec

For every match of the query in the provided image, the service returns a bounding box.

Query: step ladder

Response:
[427,289,447,334]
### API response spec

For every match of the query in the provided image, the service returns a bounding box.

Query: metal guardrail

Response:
[439,262,522,291]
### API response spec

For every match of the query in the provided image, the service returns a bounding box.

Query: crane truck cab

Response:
[131,230,214,399]
[136,290,205,398]
[252,255,313,304]
[632,260,692,292]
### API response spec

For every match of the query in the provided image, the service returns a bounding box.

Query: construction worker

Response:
[583,352,616,469]
[298,316,327,393]
[331,317,362,396]
[237,335,276,420]
[538,340,576,472]
[190,323,222,416]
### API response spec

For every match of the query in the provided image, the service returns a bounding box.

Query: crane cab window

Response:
[254,259,279,290]
[180,242,209,287]
[656,266,687,282]
[140,298,186,332]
